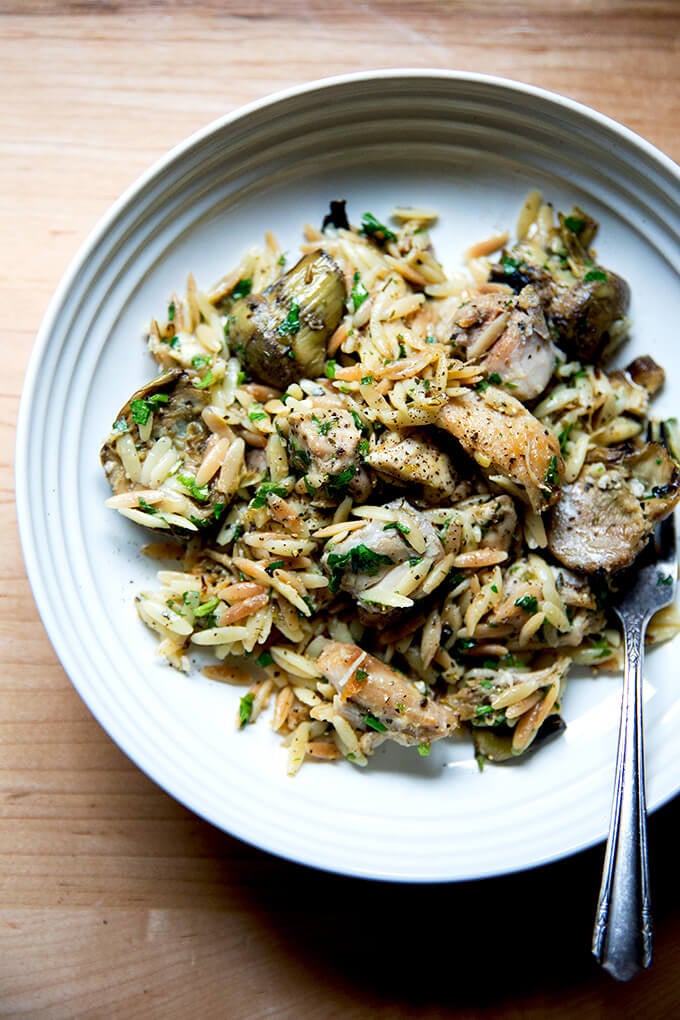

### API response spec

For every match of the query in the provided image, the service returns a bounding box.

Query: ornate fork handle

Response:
[592,607,653,981]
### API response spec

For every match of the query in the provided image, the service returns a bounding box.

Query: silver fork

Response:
[592,506,678,981]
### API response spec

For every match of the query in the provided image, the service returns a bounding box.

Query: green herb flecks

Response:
[130,392,169,426]
[177,474,210,502]
[250,481,290,509]
[544,455,560,487]
[312,414,333,436]
[558,423,574,454]
[232,278,253,300]
[326,543,394,593]
[193,369,214,390]
[277,300,301,336]
[351,271,369,311]
[194,597,220,618]
[383,521,410,536]
[515,595,539,614]
[239,692,255,728]
[360,212,396,244]
[583,268,608,283]
[325,463,356,498]
[364,713,388,733]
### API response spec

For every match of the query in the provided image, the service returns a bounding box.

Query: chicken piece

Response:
[547,441,680,573]
[449,288,555,401]
[365,428,471,501]
[317,641,459,751]
[436,385,563,512]
[100,368,226,533]
[322,498,444,601]
[287,405,373,503]
[443,495,518,557]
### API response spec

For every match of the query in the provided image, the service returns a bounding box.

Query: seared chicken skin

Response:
[317,641,459,750]
[436,385,563,512]
[449,287,555,401]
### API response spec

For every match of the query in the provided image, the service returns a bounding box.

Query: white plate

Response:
[16,71,680,882]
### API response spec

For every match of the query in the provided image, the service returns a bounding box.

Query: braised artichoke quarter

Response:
[230,251,346,388]
[100,369,226,534]
[547,440,680,574]
[490,205,630,363]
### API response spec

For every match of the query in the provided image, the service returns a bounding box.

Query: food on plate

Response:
[100,192,679,774]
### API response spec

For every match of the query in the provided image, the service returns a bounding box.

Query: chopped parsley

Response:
[250,481,289,509]
[265,560,285,575]
[515,595,539,614]
[231,278,253,299]
[351,271,369,311]
[657,573,674,586]
[192,354,211,369]
[558,422,574,454]
[239,692,255,728]
[361,374,374,385]
[383,521,410,536]
[325,463,356,497]
[130,392,169,426]
[248,408,267,423]
[360,212,396,244]
[364,713,388,733]
[326,543,394,593]
[500,252,525,274]
[193,369,214,389]
[544,455,560,487]
[583,268,607,283]
[167,302,176,322]
[417,743,431,757]
[312,414,333,436]
[177,473,210,502]
[324,359,337,379]
[355,668,368,682]
[590,637,612,658]
[277,300,301,336]
[194,596,220,618]
[257,650,274,668]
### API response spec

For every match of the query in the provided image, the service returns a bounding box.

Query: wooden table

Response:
[2,2,679,1016]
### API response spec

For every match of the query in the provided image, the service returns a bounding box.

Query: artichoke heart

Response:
[230,251,346,388]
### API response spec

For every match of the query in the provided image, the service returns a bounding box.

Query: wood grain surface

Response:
[1,2,679,1017]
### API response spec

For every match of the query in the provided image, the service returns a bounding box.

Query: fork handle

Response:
[592,612,653,981]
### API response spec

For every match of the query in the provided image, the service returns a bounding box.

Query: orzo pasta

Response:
[101,194,680,773]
